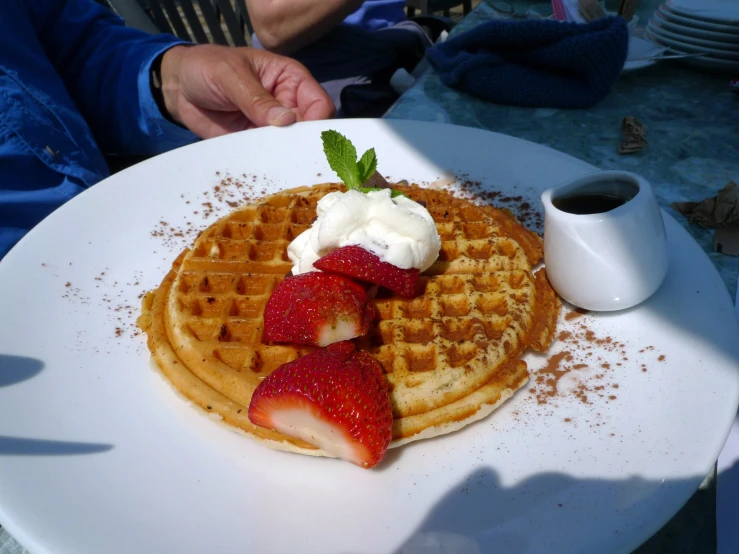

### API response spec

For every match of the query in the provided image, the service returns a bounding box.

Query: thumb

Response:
[218,58,296,128]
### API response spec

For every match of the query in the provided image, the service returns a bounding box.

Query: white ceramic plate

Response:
[665,0,739,25]
[651,11,739,48]
[646,28,739,70]
[0,119,738,554]
[660,4,739,34]
[647,22,739,58]
[545,13,639,34]
[622,36,668,72]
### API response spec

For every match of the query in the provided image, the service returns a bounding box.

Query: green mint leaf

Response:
[320,131,394,194]
[321,130,360,190]
[359,187,406,199]
[356,148,378,184]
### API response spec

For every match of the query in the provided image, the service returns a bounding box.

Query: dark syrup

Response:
[553,193,628,215]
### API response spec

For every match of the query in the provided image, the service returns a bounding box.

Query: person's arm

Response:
[29,1,333,152]
[28,0,196,156]
[245,0,364,54]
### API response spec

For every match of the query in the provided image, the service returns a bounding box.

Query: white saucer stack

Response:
[646,0,739,72]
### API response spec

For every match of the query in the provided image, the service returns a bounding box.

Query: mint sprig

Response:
[360,186,405,198]
[321,130,405,198]
[320,130,378,189]
[321,130,369,190]
[356,148,378,183]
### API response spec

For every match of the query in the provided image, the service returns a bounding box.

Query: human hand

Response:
[159,44,335,138]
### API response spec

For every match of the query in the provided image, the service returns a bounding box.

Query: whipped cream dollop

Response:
[287,189,441,275]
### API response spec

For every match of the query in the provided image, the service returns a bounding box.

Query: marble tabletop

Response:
[384,1,738,553]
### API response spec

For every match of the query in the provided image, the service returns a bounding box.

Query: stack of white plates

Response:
[647,0,739,72]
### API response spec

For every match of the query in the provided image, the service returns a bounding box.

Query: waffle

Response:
[138,183,560,456]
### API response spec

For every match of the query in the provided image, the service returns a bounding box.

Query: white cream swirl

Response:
[287,189,441,275]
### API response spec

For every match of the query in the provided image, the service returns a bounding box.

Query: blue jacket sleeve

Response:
[28,0,197,155]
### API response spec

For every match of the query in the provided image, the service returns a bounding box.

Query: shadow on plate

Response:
[0,356,112,456]
[376,444,405,469]
[388,466,714,554]
[0,436,113,456]
[0,355,44,387]
[717,413,739,551]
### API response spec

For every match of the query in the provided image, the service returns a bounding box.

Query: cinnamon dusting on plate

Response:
[523,306,665,429]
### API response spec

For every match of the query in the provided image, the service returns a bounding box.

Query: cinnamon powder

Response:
[526,307,664,421]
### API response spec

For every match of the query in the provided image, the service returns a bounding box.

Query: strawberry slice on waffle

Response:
[262,272,375,347]
[314,245,421,298]
[248,342,392,468]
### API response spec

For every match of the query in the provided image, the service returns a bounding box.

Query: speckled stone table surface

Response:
[384,1,737,553]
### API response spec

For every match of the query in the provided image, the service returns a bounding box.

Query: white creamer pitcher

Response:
[541,170,668,311]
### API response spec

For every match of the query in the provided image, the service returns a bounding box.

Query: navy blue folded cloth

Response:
[426,16,629,109]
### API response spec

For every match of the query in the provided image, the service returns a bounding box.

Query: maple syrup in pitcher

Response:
[553,193,627,215]
[552,180,638,215]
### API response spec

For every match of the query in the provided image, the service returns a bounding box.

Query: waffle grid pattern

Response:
[141,183,560,450]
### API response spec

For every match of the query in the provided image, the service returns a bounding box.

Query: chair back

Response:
[109,0,253,46]
[406,0,471,17]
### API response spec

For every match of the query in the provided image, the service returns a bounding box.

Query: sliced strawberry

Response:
[262,272,374,347]
[313,245,421,298]
[248,342,392,468]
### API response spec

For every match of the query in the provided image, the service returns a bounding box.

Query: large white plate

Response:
[0,119,738,554]
[650,12,739,49]
[656,6,739,40]
[665,0,739,24]
[646,27,739,70]
[622,36,668,73]
[647,23,739,59]
[660,4,739,33]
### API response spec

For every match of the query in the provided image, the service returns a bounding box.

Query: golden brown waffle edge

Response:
[138,183,561,455]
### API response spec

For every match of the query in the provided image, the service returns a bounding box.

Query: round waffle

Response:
[138,183,560,456]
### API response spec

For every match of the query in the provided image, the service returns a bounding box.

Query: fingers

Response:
[176,45,333,134]
[177,103,255,139]
[290,69,336,122]
[296,78,336,121]
[247,49,335,122]
[216,55,297,128]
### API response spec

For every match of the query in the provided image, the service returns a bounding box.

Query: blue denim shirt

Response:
[0,0,197,259]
